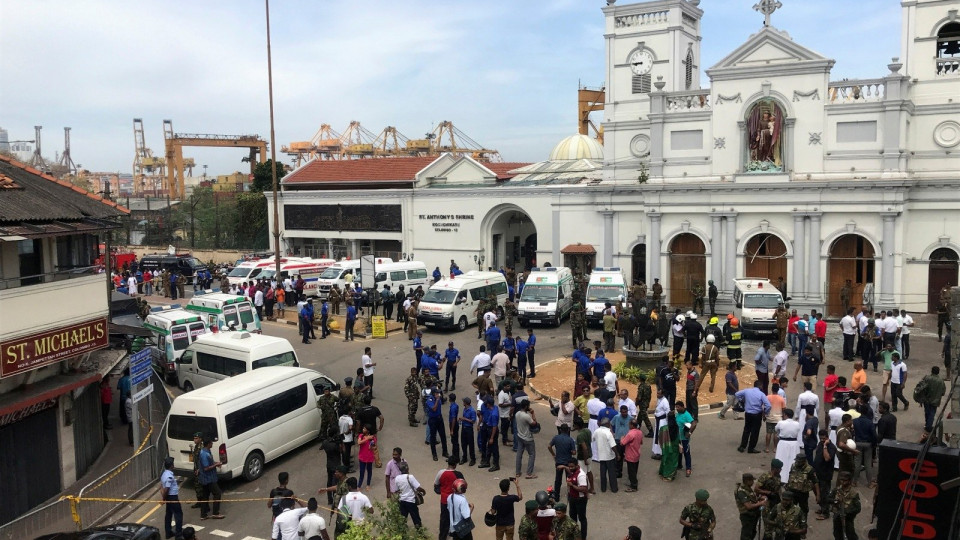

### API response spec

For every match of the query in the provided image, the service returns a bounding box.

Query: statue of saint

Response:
[746,100,784,171]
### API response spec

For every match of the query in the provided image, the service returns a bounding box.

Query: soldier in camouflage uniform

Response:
[785,453,818,518]
[475,297,487,339]
[190,432,204,506]
[635,374,654,435]
[735,473,765,540]
[518,500,539,540]
[756,459,784,508]
[552,502,580,540]
[632,281,647,319]
[651,278,663,311]
[828,471,860,540]
[570,302,587,348]
[404,367,421,427]
[775,303,790,350]
[318,386,338,436]
[679,489,716,540]
[503,298,518,336]
[765,490,807,540]
[691,282,706,315]
[330,285,341,315]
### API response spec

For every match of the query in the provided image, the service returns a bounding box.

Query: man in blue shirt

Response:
[597,399,618,425]
[422,346,440,379]
[593,351,610,381]
[485,323,502,358]
[300,301,312,344]
[426,389,449,461]
[674,401,697,477]
[448,393,461,462]
[433,266,443,283]
[197,439,225,519]
[320,298,330,339]
[413,331,424,373]
[344,303,357,342]
[479,396,501,471]
[160,456,183,539]
[169,271,179,300]
[611,405,632,479]
[515,337,529,380]
[526,329,537,378]
[574,347,593,383]
[444,342,460,392]
[117,368,131,424]
[502,334,516,365]
[459,396,477,466]
[735,381,772,454]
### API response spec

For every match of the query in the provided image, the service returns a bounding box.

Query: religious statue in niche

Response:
[745,99,784,173]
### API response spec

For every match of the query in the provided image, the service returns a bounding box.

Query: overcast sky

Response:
[1,0,900,175]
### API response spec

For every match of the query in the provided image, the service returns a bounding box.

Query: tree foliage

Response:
[338,498,431,540]
[250,159,286,193]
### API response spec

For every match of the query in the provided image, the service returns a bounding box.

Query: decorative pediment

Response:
[426,155,499,186]
[706,27,834,81]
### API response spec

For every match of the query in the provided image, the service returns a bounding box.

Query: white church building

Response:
[269,0,960,317]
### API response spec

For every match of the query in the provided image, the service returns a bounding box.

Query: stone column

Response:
[602,211,615,267]
[793,215,806,298]
[710,215,723,287]
[552,209,561,266]
[724,214,738,292]
[327,239,335,259]
[807,214,822,302]
[350,239,358,259]
[880,213,897,306]
[649,212,662,282]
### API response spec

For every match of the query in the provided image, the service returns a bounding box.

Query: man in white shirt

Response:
[772,344,789,381]
[651,390,671,457]
[297,498,329,540]
[361,347,377,398]
[839,308,858,361]
[254,287,265,318]
[497,384,512,445]
[271,497,308,540]
[393,462,425,529]
[616,389,637,419]
[339,477,372,522]
[890,355,909,411]
[127,275,138,297]
[603,370,618,394]
[339,413,354,469]
[491,347,510,385]
[591,418,619,493]
[899,309,914,360]
[795,382,819,426]
[483,310,498,330]
[470,346,492,376]
[586,390,605,459]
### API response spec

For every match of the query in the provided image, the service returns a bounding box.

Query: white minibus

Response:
[176,332,299,392]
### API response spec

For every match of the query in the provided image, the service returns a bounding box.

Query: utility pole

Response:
[214,194,220,249]
[189,194,196,248]
[265,0,282,280]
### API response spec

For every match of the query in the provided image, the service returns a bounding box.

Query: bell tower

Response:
[900,0,960,81]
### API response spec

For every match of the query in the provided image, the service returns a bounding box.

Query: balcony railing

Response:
[936,57,960,77]
[665,90,711,112]
[0,265,101,290]
[828,79,885,103]
[615,10,669,29]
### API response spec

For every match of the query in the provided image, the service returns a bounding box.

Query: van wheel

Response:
[457,317,468,332]
[182,381,194,393]
[243,451,265,481]
[554,315,562,327]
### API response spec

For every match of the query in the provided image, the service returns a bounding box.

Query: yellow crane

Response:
[282,123,342,167]
[132,118,166,195]
[163,119,267,199]
[578,84,605,144]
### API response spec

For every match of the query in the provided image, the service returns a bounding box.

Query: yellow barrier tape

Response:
[84,425,154,495]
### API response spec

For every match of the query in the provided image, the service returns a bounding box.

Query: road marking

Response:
[135,502,162,523]
[241,537,267,540]
[185,524,205,531]
[210,530,233,537]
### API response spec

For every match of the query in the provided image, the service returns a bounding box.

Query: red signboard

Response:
[877,440,960,540]
[1,318,109,378]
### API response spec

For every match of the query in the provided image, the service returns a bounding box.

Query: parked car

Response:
[35,523,161,539]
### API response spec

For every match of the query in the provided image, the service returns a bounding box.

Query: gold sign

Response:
[1,318,109,378]
[371,316,386,339]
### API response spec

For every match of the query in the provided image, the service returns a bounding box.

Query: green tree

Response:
[338,498,431,540]
[250,159,286,193]
[235,191,269,249]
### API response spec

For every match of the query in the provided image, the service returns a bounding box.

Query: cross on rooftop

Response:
[753,0,783,27]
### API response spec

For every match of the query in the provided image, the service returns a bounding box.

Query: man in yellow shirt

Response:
[850,361,867,393]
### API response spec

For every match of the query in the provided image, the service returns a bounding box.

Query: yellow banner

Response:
[371,316,386,338]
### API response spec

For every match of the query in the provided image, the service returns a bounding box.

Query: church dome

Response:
[549,134,604,161]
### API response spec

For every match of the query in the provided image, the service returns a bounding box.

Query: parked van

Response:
[417,271,508,331]
[261,258,335,284]
[315,258,393,299]
[140,254,207,284]
[518,267,574,327]
[185,293,262,333]
[374,261,429,293]
[584,267,627,326]
[176,332,299,392]
[225,258,278,286]
[144,308,209,383]
[732,277,785,336]
[165,366,339,481]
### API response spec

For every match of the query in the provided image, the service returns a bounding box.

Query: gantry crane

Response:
[163,119,267,199]
[133,118,166,195]
[282,123,343,167]
[338,121,379,159]
[58,127,78,176]
[372,126,411,157]
[578,84,605,144]
[430,121,501,162]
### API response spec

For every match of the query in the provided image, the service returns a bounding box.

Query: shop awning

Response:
[561,243,596,254]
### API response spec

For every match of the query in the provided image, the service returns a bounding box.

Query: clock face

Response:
[629,50,653,75]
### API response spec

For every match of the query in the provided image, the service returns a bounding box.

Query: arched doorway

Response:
[631,243,647,285]
[487,209,537,272]
[669,234,706,308]
[744,233,788,291]
[827,234,876,317]
[928,248,959,312]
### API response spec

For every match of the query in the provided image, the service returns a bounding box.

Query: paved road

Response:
[122,313,940,540]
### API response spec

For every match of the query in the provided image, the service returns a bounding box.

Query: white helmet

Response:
[686,310,694,318]
[676,314,686,323]
[690,313,698,320]
[706,334,716,343]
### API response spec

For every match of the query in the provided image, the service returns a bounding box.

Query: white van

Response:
[732,277,785,336]
[165,366,339,481]
[518,267,574,327]
[374,261,429,294]
[315,258,395,299]
[584,267,627,326]
[144,308,209,383]
[226,258,278,286]
[417,271,508,331]
[185,293,262,333]
[176,332,299,392]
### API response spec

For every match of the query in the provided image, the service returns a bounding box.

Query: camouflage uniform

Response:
[570,303,587,348]
[829,484,861,540]
[651,280,663,311]
[691,283,705,315]
[765,500,806,540]
[475,298,487,338]
[191,442,203,502]
[503,299,518,336]
[735,482,761,540]
[680,502,716,540]
[404,373,421,426]
[757,472,783,507]
[786,459,817,517]
[319,393,338,435]
[517,515,538,540]
[775,306,790,349]
[635,381,654,433]
[552,515,581,540]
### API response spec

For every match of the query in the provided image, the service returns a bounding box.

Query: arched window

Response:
[744,99,786,173]
[937,22,960,76]
[684,49,694,90]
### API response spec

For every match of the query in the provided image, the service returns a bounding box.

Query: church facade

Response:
[269,0,960,316]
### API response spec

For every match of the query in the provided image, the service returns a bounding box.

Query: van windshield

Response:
[184,257,204,269]
[252,351,298,369]
[238,304,256,326]
[422,289,457,304]
[168,415,218,441]
[521,284,557,302]
[586,285,624,303]
[171,326,190,350]
[227,267,252,278]
[744,294,782,309]
[223,305,240,328]
[320,267,343,279]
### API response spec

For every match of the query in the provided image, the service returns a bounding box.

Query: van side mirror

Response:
[455,298,464,305]
[735,302,743,309]
[558,292,565,299]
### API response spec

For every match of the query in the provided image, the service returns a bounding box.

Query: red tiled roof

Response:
[283,156,437,184]
[561,243,597,254]
[0,154,129,219]
[485,162,531,180]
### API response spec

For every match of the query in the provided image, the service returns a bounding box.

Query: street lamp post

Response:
[265,0,282,283]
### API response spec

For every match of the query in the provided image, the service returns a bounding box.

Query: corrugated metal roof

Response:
[0,155,128,222]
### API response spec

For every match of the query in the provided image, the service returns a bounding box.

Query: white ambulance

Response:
[417,271,507,331]
[314,258,394,299]
[518,266,574,327]
[731,277,785,336]
[584,267,627,326]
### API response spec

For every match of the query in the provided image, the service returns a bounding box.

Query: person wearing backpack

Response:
[268,472,299,522]
[917,366,947,436]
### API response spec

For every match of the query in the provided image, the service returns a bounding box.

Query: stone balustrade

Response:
[665,90,711,112]
[827,79,886,103]
[615,10,669,28]
[936,57,960,77]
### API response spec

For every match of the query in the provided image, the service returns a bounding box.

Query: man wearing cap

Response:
[160,456,183,540]
[518,500,539,540]
[756,459,784,508]
[735,473,765,540]
[707,280,718,315]
[786,452,818,519]
[552,502,579,540]
[765,490,808,540]
[679,489,715,540]
[190,432,205,508]
[683,313,704,365]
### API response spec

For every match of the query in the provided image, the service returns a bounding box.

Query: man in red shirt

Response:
[434,456,461,539]
[822,365,839,413]
[814,313,827,344]
[787,310,800,356]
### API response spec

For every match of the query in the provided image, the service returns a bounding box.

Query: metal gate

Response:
[0,406,61,525]
[73,382,105,479]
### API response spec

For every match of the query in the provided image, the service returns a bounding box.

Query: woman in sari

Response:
[658,411,680,481]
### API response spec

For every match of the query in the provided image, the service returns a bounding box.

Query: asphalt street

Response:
[123,310,944,540]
